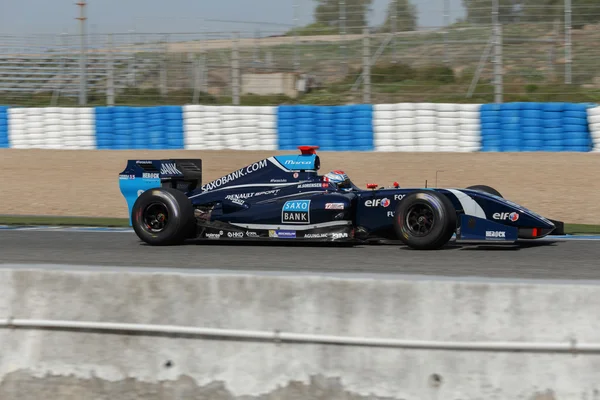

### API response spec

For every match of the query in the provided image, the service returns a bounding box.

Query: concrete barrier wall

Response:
[2,266,600,399]
[2,102,599,152]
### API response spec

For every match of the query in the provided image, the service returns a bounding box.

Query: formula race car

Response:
[118,146,564,250]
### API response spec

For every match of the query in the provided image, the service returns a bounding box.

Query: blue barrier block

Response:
[543,118,562,128]
[276,104,373,151]
[480,104,501,152]
[0,106,9,148]
[476,102,595,152]
[542,102,566,112]
[163,106,184,149]
[94,107,114,149]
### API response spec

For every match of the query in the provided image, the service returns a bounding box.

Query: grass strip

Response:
[564,224,600,235]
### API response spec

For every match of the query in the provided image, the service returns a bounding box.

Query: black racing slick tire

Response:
[393,191,456,250]
[466,185,503,198]
[131,187,195,246]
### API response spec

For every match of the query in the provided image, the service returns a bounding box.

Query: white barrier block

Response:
[459,103,482,112]
[373,104,396,112]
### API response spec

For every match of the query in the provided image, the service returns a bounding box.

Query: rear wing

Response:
[119,159,202,225]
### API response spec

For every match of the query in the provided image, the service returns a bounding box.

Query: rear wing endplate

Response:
[119,159,202,225]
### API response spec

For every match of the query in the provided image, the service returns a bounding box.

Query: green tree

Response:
[380,0,418,32]
[313,0,374,34]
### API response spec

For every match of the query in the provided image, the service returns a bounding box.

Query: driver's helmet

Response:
[324,170,352,190]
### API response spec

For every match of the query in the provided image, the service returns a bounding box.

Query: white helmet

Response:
[324,170,351,190]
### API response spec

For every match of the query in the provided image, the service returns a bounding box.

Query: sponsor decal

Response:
[227,231,244,238]
[332,232,349,239]
[486,231,506,239]
[160,162,182,175]
[394,194,405,201]
[225,189,280,202]
[304,233,328,239]
[270,179,287,183]
[136,160,152,164]
[365,198,391,208]
[137,190,145,197]
[387,211,395,217]
[282,200,311,224]
[230,198,245,206]
[276,230,296,238]
[119,174,135,180]
[205,233,221,239]
[493,212,520,222]
[201,160,268,191]
[298,183,324,189]
[269,230,296,238]
[226,193,253,200]
[246,231,259,238]
[325,203,345,210]
[143,173,159,179]
[284,159,312,167]
[293,173,299,178]
[255,189,280,196]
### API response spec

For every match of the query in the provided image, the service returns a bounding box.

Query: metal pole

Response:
[160,34,168,97]
[253,28,260,64]
[363,27,371,104]
[466,36,493,98]
[564,0,572,84]
[391,0,397,63]
[293,0,299,72]
[107,34,114,106]
[444,0,450,64]
[492,0,503,103]
[232,32,240,105]
[201,50,208,94]
[76,1,87,105]
[340,0,347,75]
[193,56,200,104]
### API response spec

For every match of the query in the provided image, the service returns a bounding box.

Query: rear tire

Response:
[131,187,195,246]
[466,185,503,198]
[393,191,456,250]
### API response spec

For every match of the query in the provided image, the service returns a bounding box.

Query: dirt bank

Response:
[1,149,597,224]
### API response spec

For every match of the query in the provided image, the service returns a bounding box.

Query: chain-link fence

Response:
[1,0,599,106]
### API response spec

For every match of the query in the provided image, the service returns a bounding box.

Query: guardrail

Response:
[0,102,598,152]
[0,317,597,352]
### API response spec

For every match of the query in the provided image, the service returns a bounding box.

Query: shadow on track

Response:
[454,239,562,251]
[137,238,563,251]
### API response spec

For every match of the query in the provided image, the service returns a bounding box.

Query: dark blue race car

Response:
[119,146,564,250]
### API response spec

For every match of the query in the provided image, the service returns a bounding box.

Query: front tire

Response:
[393,191,456,250]
[131,187,195,246]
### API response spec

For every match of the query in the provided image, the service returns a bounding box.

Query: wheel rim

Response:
[143,202,169,233]
[405,203,435,236]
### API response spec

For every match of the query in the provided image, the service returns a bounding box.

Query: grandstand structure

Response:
[0,33,169,104]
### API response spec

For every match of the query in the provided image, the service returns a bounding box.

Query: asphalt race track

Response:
[0,227,599,280]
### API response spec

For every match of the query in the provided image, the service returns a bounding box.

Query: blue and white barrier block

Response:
[0,102,597,152]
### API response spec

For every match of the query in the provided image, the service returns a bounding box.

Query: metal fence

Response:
[0,0,599,106]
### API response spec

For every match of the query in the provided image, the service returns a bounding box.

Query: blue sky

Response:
[0,0,466,36]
